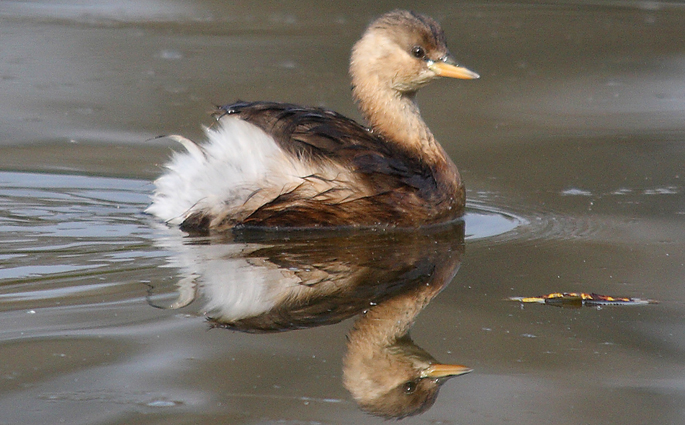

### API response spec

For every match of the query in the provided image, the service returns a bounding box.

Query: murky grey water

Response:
[1,1,684,424]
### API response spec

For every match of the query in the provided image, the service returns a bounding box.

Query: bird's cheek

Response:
[411,70,438,89]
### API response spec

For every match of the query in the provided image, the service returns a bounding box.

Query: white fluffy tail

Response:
[146,117,287,224]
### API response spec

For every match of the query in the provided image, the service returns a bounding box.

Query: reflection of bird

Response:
[147,10,479,231]
[150,223,471,418]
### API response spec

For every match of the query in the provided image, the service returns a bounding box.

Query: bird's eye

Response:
[403,381,417,394]
[411,46,426,59]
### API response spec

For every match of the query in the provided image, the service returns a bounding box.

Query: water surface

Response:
[1,1,684,424]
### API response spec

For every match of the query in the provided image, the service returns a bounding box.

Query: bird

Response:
[146,10,479,232]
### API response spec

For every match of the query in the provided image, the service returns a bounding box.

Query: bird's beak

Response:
[421,363,473,379]
[428,59,480,80]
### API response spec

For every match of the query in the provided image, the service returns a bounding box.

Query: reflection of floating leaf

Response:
[509,292,658,308]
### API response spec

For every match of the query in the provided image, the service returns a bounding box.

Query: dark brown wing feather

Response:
[216,101,430,178]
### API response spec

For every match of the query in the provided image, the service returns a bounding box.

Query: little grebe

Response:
[147,10,479,231]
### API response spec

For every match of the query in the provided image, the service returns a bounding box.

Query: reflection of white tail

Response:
[167,275,197,310]
[149,230,301,320]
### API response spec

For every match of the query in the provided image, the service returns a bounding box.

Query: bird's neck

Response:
[352,84,448,166]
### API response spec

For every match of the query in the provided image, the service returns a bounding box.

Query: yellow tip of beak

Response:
[429,61,480,80]
[421,363,473,379]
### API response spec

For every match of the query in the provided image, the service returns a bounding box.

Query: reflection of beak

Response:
[421,363,473,379]
[428,59,480,80]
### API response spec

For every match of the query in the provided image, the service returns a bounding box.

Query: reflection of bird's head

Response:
[344,330,471,419]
